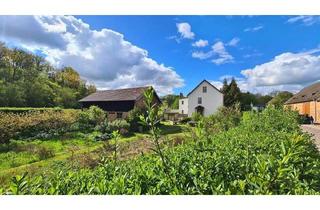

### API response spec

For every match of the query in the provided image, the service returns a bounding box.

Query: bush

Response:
[108,119,130,136]
[127,107,147,132]
[179,117,191,124]
[94,133,113,141]
[96,119,130,136]
[191,112,202,122]
[36,146,55,160]
[0,109,79,143]
[202,104,241,134]
[0,107,64,113]
[74,106,106,131]
[2,107,320,195]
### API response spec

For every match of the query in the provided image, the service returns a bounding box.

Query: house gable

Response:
[186,80,223,117]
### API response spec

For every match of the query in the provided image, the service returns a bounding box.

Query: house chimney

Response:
[179,92,184,98]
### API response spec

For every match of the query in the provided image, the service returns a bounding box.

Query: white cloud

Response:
[287,16,320,26]
[176,22,195,39]
[211,41,234,65]
[0,16,184,95]
[226,37,240,47]
[211,76,305,95]
[241,50,320,87]
[244,25,263,32]
[191,51,213,60]
[192,41,234,65]
[243,52,263,58]
[210,49,320,95]
[192,39,208,47]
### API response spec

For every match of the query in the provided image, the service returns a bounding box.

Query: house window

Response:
[182,110,184,114]
[116,112,123,119]
[198,97,202,104]
[181,100,184,105]
[203,86,207,93]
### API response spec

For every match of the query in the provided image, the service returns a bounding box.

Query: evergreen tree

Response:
[223,78,241,107]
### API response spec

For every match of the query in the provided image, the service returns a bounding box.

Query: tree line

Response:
[0,43,96,108]
[221,78,293,109]
[161,78,294,110]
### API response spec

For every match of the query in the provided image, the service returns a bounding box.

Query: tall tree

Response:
[223,78,241,107]
[0,43,96,108]
[268,91,293,107]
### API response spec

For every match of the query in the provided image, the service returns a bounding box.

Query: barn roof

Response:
[79,86,155,102]
[285,82,320,104]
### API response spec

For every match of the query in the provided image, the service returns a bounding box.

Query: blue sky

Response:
[1,16,320,95]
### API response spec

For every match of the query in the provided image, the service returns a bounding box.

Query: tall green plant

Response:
[139,87,177,191]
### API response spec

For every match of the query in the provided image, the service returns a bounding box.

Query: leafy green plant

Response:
[0,109,78,143]
[36,146,55,160]
[1,106,319,195]
[74,106,106,131]
[97,119,130,136]
[191,112,202,122]
[127,107,147,132]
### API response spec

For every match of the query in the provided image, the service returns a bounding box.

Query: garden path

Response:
[301,125,320,150]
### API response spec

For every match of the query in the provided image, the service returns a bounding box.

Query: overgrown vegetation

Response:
[1,90,319,195]
[0,109,79,144]
[0,43,96,108]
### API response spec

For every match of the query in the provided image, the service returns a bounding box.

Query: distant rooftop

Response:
[285,82,320,104]
[79,86,150,102]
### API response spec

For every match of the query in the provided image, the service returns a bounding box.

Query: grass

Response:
[0,123,187,187]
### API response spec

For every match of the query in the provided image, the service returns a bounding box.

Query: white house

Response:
[179,80,224,117]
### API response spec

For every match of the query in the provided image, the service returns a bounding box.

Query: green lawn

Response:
[0,123,188,187]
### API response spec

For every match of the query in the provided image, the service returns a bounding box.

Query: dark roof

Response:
[187,79,223,96]
[79,86,151,102]
[285,82,320,104]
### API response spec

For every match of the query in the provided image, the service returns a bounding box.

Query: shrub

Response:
[87,106,106,125]
[74,106,106,131]
[202,104,241,134]
[127,107,147,132]
[179,117,191,124]
[36,146,55,160]
[2,106,320,195]
[96,119,130,136]
[0,109,79,143]
[94,133,113,141]
[108,119,130,136]
[191,112,202,122]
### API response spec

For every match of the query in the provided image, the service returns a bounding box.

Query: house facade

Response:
[79,86,161,121]
[285,82,320,123]
[179,80,224,117]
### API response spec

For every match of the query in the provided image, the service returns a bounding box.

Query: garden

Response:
[0,89,319,195]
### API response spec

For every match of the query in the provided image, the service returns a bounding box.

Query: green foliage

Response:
[127,107,147,132]
[36,146,55,160]
[0,107,64,113]
[74,106,106,131]
[202,103,241,133]
[240,92,273,111]
[179,117,191,124]
[108,120,130,136]
[1,106,320,195]
[0,110,79,143]
[0,43,96,108]
[191,112,203,122]
[268,91,293,107]
[96,119,130,136]
[222,78,241,107]
[161,94,180,109]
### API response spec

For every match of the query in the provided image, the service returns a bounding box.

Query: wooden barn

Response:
[79,86,161,121]
[285,82,320,123]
